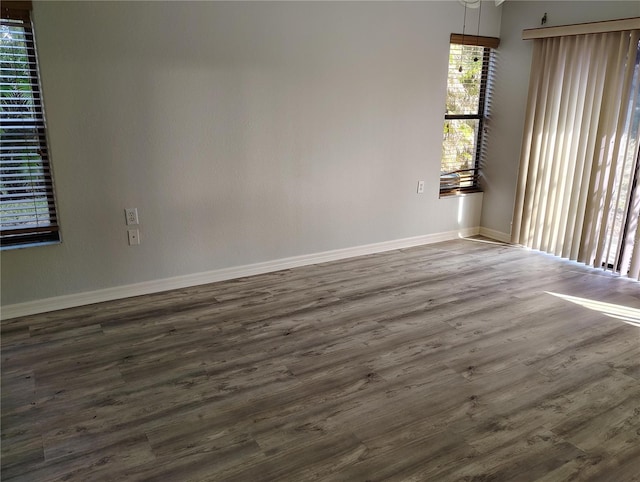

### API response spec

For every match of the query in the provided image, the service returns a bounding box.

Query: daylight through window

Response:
[440,34,498,195]
[1,1,59,248]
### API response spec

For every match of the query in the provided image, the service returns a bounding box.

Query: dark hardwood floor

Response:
[2,238,640,481]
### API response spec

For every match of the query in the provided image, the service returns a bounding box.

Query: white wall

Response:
[1,1,502,308]
[480,0,640,237]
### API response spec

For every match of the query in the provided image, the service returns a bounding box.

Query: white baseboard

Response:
[479,226,511,243]
[1,227,480,320]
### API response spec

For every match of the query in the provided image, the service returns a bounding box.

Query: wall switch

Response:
[128,229,140,246]
[125,208,139,225]
[417,180,425,194]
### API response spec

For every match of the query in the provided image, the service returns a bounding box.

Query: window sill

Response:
[439,188,483,198]
[1,240,61,251]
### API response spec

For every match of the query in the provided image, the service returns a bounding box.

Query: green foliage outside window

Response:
[1,11,59,247]
[440,43,490,193]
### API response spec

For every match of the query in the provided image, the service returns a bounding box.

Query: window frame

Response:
[1,0,60,248]
[440,34,499,197]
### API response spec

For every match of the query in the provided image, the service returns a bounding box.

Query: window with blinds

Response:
[440,34,499,195]
[1,1,59,248]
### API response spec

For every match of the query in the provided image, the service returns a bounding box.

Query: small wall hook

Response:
[541,13,547,25]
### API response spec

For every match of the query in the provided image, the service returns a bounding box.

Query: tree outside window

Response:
[440,38,496,195]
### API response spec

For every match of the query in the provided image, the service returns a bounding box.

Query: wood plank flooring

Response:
[2,238,640,481]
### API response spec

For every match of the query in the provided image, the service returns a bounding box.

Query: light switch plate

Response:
[128,229,140,246]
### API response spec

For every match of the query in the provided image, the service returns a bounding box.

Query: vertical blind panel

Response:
[560,39,591,260]
[1,12,59,246]
[601,33,640,272]
[582,32,627,267]
[574,34,612,263]
[521,39,556,248]
[510,40,542,246]
[541,38,567,254]
[570,34,608,262]
[627,158,640,278]
[583,31,639,272]
[614,42,640,277]
[534,37,565,252]
[550,37,580,256]
[512,29,640,280]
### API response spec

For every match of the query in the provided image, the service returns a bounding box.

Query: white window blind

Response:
[440,34,499,195]
[1,1,60,248]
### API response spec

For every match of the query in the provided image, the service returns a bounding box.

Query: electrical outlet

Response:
[125,208,139,225]
[417,180,425,194]
[128,229,140,246]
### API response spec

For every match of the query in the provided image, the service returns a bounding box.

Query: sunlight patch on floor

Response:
[546,292,640,328]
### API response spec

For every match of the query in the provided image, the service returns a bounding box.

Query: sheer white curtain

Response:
[512,29,640,280]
